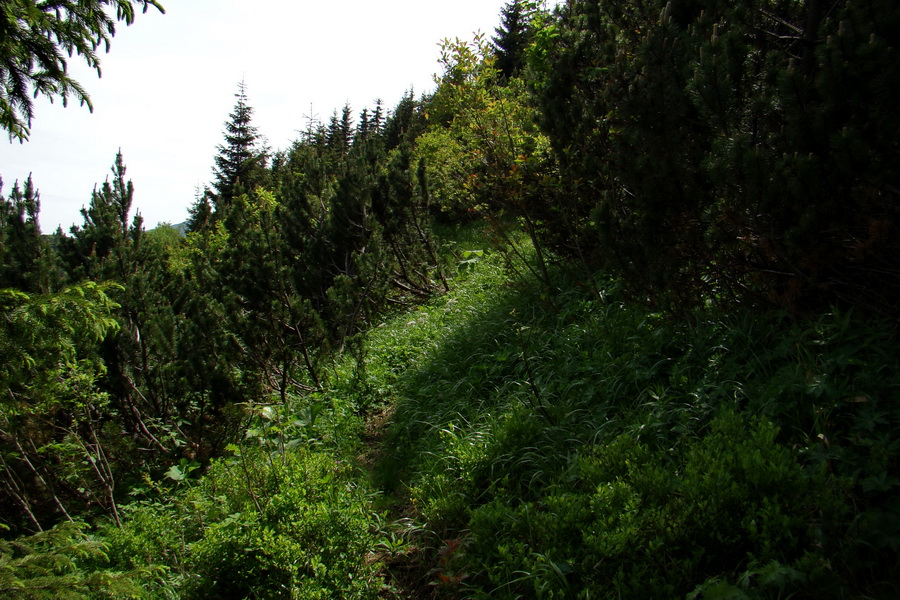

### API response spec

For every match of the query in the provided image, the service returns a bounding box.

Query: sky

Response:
[0,0,523,232]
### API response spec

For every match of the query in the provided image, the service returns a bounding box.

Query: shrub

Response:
[464,412,819,599]
[105,449,382,599]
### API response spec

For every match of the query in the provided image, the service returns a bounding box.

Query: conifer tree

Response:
[372,144,448,296]
[67,151,142,282]
[62,153,200,500]
[186,189,214,232]
[0,0,165,141]
[382,91,425,152]
[0,175,54,292]
[326,104,354,156]
[533,0,900,316]
[0,521,156,595]
[0,281,122,530]
[491,0,535,80]
[356,108,371,142]
[371,99,384,133]
[211,81,267,210]
[353,108,378,145]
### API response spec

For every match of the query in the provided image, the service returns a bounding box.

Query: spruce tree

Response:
[185,189,214,232]
[325,104,354,155]
[371,99,384,133]
[211,81,267,209]
[382,92,425,152]
[357,108,370,139]
[491,0,535,80]
[0,0,165,141]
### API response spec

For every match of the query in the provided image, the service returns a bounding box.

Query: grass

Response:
[84,231,900,599]
[347,242,900,598]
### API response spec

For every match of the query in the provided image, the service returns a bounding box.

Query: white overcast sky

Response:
[0,0,526,232]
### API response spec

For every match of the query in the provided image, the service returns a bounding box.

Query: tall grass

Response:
[83,232,900,599]
[359,245,900,598]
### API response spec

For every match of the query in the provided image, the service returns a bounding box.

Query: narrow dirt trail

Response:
[357,405,441,599]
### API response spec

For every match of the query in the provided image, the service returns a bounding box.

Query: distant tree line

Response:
[0,80,447,532]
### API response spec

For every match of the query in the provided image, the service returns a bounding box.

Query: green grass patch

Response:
[357,246,900,598]
[69,232,900,599]
[103,446,384,599]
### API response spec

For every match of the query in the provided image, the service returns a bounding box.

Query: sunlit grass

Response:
[97,230,900,599]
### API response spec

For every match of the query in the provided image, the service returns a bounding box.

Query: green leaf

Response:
[165,464,185,481]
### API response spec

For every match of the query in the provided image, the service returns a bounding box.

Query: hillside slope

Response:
[22,239,896,599]
[355,249,900,599]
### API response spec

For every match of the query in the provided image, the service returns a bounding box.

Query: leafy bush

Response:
[104,448,383,599]
[464,412,818,599]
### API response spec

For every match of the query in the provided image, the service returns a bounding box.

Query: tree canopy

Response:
[0,0,165,141]
[491,0,535,80]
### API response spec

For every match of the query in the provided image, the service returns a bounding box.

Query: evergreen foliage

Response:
[2,1,900,596]
[0,176,53,292]
[67,152,143,282]
[0,282,122,530]
[491,0,536,80]
[0,0,165,141]
[326,104,354,156]
[0,521,158,599]
[209,81,268,211]
[532,0,900,316]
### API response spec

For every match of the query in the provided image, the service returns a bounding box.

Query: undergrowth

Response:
[353,246,900,599]
[14,234,897,599]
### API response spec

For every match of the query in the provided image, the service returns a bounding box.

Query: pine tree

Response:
[372,143,448,296]
[67,151,142,282]
[491,0,535,80]
[533,0,900,316]
[0,175,54,292]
